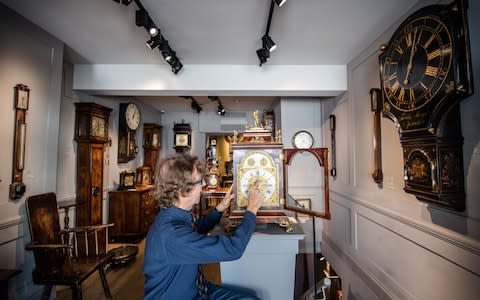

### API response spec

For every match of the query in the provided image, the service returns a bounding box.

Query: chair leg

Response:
[71,283,82,300]
[42,285,52,300]
[99,265,112,299]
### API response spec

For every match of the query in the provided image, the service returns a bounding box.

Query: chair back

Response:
[26,193,62,245]
[25,193,67,275]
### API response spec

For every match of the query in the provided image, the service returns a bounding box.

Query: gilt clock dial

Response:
[234,148,282,209]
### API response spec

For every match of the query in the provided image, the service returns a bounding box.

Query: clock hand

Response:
[404,29,418,85]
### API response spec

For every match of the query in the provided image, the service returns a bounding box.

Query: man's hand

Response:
[216,185,234,212]
[246,184,265,215]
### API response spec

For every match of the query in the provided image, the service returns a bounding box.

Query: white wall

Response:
[0,5,63,299]
[322,0,480,299]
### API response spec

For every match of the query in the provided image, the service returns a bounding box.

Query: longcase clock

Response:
[74,102,112,225]
[379,0,473,211]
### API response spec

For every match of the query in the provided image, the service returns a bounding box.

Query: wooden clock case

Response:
[74,102,112,226]
[379,0,473,211]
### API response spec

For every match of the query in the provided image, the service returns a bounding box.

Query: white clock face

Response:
[293,131,314,149]
[125,103,140,130]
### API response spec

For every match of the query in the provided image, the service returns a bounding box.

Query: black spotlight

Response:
[146,37,161,49]
[256,48,270,66]
[169,58,183,74]
[217,104,226,116]
[262,35,276,52]
[274,0,287,7]
[159,41,173,62]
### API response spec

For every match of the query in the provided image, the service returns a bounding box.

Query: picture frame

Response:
[295,198,311,219]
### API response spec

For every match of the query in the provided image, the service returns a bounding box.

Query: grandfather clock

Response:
[143,123,162,169]
[74,102,112,226]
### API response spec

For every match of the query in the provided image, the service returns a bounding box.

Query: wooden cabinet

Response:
[108,186,159,242]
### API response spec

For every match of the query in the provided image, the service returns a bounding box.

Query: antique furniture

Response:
[118,169,136,190]
[25,193,113,300]
[136,166,153,187]
[329,114,337,178]
[283,148,331,219]
[173,121,191,153]
[10,84,29,200]
[370,88,383,184]
[108,186,159,242]
[379,0,473,210]
[143,123,162,169]
[74,102,112,226]
[118,102,140,163]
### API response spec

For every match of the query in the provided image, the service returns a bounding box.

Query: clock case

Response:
[378,0,473,211]
[231,143,285,221]
[230,142,331,221]
[118,103,139,163]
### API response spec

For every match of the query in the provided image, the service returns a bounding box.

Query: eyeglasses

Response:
[192,178,206,187]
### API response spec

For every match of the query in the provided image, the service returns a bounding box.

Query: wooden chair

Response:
[25,193,114,300]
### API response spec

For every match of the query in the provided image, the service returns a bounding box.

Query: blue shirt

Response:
[143,206,257,300]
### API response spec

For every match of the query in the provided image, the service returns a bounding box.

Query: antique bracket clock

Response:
[74,102,112,225]
[379,0,473,211]
[230,111,331,225]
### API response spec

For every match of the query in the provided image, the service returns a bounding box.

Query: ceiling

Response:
[1,0,419,112]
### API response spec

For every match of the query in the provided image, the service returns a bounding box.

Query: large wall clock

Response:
[379,0,473,211]
[118,102,140,163]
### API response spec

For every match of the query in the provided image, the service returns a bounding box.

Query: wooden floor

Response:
[56,239,220,300]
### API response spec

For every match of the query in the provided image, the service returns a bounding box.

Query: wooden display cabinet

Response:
[108,186,159,243]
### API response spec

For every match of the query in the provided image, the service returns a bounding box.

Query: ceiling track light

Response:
[262,35,276,52]
[146,36,161,49]
[130,0,183,74]
[257,0,281,66]
[208,96,226,116]
[256,48,270,66]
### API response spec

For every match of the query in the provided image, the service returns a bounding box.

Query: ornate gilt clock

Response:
[379,0,473,211]
[232,143,284,212]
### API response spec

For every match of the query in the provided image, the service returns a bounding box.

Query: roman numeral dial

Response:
[381,15,452,112]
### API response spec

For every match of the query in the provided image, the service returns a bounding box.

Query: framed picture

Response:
[295,198,311,219]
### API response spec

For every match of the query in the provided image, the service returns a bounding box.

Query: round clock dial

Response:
[236,151,278,207]
[381,15,453,112]
[292,130,314,149]
[125,103,141,130]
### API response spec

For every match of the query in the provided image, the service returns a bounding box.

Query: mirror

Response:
[283,148,330,219]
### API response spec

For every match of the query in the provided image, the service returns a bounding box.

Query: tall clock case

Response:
[232,143,284,212]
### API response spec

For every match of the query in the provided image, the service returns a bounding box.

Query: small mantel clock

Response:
[379,0,473,211]
[118,102,140,163]
[74,102,112,225]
